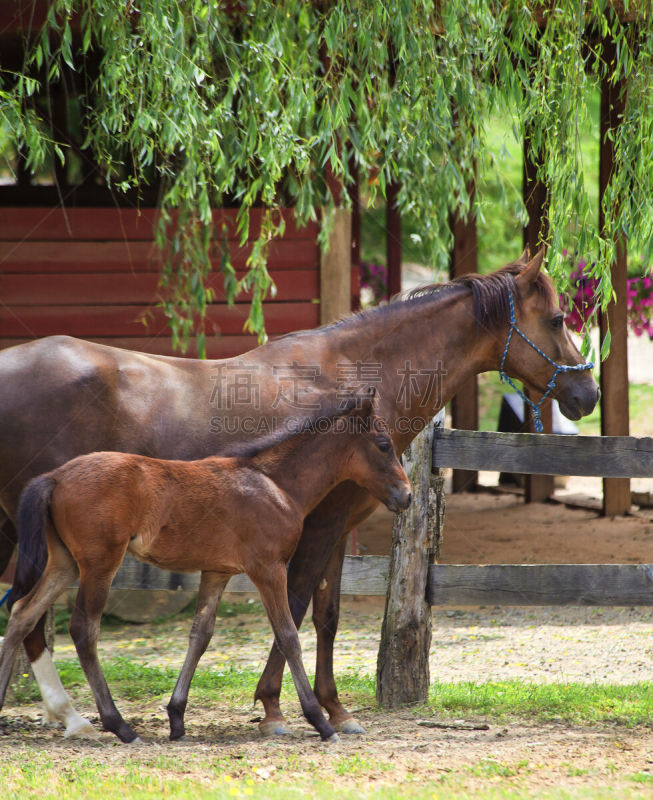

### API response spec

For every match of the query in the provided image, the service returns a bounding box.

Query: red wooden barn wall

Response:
[0,207,320,359]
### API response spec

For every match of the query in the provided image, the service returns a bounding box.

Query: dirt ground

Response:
[1,595,652,795]
[356,477,653,565]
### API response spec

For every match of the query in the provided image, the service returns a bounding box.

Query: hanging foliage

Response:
[1,0,651,354]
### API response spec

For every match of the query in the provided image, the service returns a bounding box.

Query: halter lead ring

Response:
[499,291,594,433]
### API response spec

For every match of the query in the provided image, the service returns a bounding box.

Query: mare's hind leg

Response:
[251,563,337,743]
[0,550,77,716]
[167,571,229,741]
[312,533,365,734]
[254,505,348,736]
[70,568,139,743]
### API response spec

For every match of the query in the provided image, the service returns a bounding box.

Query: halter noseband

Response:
[499,291,594,433]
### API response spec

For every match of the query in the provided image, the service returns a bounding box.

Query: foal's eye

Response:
[378,441,391,453]
[551,315,564,330]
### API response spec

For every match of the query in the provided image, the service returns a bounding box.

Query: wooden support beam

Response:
[449,191,479,492]
[523,132,554,502]
[376,413,444,708]
[386,181,402,299]
[599,37,630,517]
[320,167,352,325]
[348,159,361,311]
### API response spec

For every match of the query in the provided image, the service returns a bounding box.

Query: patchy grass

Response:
[11,658,651,730]
[0,748,650,800]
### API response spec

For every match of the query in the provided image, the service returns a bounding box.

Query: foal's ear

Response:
[515,246,545,293]
[516,246,531,265]
[353,386,377,417]
[339,386,376,416]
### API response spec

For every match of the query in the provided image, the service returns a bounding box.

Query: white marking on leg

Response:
[31,651,96,738]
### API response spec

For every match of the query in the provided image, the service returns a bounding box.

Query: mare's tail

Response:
[7,474,56,612]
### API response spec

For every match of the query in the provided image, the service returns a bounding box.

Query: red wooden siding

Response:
[0,208,320,358]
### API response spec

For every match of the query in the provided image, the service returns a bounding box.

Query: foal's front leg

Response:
[167,571,229,740]
[254,504,348,736]
[251,563,338,743]
[312,532,365,734]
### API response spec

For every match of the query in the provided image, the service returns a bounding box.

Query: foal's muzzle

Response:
[386,487,412,513]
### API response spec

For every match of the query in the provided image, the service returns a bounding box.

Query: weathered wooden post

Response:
[376,410,445,706]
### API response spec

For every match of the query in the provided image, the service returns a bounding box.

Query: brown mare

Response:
[0,249,599,738]
[0,393,411,743]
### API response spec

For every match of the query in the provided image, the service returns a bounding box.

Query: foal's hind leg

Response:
[70,568,139,743]
[167,571,229,741]
[0,552,77,717]
[251,563,337,743]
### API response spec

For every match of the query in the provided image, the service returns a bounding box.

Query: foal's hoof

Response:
[324,732,340,744]
[334,718,366,735]
[258,719,293,737]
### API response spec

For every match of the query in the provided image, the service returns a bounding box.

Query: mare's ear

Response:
[515,246,545,295]
[516,246,531,265]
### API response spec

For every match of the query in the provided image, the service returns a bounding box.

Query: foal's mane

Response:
[401,261,558,330]
[220,398,370,461]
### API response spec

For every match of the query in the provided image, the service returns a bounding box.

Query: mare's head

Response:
[340,388,412,512]
[469,249,599,421]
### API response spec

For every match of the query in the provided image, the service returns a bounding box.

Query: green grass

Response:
[428,680,653,727]
[475,374,653,437]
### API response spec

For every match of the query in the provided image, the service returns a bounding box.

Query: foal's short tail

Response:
[7,474,56,612]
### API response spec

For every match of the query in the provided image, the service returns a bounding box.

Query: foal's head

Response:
[340,389,412,513]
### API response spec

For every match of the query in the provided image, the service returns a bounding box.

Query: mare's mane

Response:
[316,260,557,334]
[402,261,557,330]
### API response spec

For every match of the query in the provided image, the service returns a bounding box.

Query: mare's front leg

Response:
[70,568,139,743]
[254,503,348,736]
[251,563,337,742]
[312,533,365,734]
[167,571,229,740]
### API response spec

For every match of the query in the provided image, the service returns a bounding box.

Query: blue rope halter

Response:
[499,291,594,433]
[0,586,10,608]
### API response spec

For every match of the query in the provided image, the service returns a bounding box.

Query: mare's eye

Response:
[551,315,564,330]
[378,440,391,453]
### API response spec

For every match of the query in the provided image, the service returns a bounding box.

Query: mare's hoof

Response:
[64,718,98,739]
[127,736,144,745]
[258,719,293,737]
[324,732,340,744]
[334,718,366,735]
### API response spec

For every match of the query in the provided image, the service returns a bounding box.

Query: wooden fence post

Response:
[376,411,444,707]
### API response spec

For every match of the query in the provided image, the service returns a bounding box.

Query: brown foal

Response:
[0,393,411,743]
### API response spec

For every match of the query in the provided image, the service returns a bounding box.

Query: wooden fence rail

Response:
[432,428,653,478]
